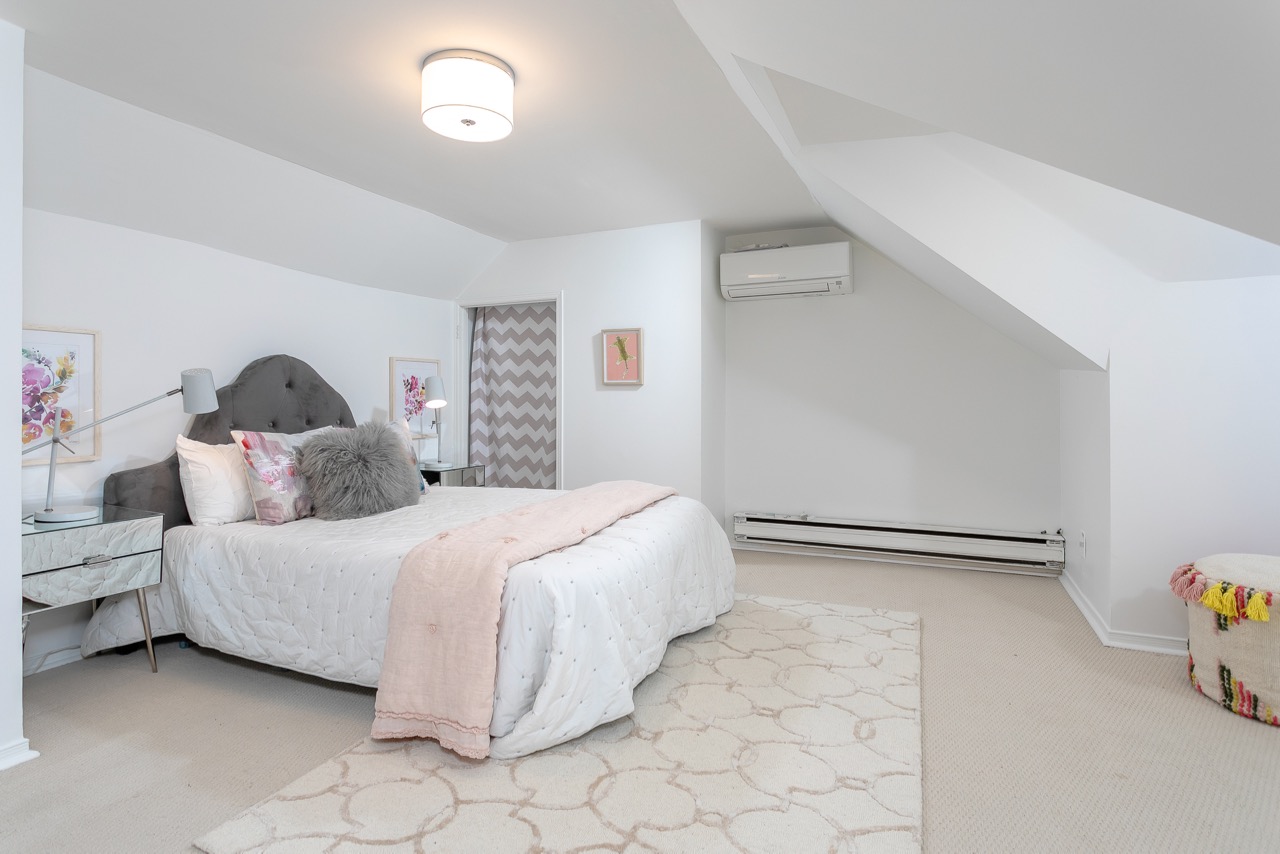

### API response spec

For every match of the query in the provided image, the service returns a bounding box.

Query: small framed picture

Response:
[602,328,643,386]
[21,325,101,465]
[389,357,441,438]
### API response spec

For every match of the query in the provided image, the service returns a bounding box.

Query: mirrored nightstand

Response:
[419,463,485,487]
[21,504,163,672]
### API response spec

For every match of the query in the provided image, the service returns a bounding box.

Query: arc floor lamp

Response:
[22,368,219,523]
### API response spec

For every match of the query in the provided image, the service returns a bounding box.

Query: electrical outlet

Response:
[1078,530,1087,558]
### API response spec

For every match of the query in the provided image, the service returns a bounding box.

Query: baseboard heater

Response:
[733,512,1066,576]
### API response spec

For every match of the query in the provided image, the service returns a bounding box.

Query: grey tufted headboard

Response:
[103,354,356,531]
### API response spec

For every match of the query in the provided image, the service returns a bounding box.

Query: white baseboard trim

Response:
[1059,573,1187,656]
[22,646,83,676]
[0,738,39,772]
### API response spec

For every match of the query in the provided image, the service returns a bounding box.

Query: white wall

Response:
[458,221,712,503]
[725,240,1061,532]
[1108,279,1280,643]
[1058,368,1112,634]
[20,209,455,671]
[0,18,37,771]
[699,223,727,526]
[24,70,503,300]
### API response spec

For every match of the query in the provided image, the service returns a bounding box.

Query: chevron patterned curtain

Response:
[468,302,557,488]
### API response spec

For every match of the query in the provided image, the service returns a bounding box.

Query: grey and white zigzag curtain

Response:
[469,303,557,488]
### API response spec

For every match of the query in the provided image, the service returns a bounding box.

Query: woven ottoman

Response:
[1170,554,1279,726]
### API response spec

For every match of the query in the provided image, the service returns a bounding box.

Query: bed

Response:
[84,354,735,759]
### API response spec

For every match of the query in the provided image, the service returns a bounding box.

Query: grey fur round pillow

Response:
[296,422,421,520]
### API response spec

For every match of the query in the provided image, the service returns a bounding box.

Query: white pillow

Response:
[388,418,428,494]
[175,434,255,526]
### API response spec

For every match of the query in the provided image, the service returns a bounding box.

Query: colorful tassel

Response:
[1187,576,1208,601]
[1200,583,1225,612]
[1172,571,1196,599]
[1221,585,1239,619]
[1246,591,1271,622]
[1170,564,1193,586]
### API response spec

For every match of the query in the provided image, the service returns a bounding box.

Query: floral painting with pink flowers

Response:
[21,326,100,465]
[389,357,441,439]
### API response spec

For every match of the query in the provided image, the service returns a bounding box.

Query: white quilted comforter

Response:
[82,487,735,758]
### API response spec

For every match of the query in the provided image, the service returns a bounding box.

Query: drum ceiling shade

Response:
[421,49,515,142]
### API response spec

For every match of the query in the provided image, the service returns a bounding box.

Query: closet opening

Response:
[459,298,560,489]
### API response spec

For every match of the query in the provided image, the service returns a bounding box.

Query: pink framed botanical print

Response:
[389,356,441,438]
[602,328,643,386]
[21,325,101,466]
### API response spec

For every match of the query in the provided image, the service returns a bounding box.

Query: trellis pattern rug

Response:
[194,596,922,853]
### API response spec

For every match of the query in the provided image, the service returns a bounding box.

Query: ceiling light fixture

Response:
[420,49,514,142]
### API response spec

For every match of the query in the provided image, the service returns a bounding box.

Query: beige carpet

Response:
[3,637,375,854]
[8,550,1280,853]
[194,595,922,853]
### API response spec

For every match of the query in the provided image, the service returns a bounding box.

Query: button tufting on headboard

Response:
[102,354,356,531]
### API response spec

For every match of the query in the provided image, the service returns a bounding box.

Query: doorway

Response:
[465,300,558,488]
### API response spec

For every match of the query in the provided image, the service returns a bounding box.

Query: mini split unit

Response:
[719,241,853,301]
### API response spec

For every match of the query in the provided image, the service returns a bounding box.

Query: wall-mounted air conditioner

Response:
[720,241,852,301]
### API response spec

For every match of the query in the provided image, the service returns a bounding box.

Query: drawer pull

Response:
[82,554,113,567]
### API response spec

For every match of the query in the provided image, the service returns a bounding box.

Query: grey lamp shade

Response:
[181,368,219,414]
[423,375,447,409]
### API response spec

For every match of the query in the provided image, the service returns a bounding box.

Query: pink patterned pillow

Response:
[231,427,336,525]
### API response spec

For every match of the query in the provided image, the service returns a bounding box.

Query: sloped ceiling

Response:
[674,0,1280,248]
[673,0,1280,368]
[0,0,823,243]
[3,0,1278,352]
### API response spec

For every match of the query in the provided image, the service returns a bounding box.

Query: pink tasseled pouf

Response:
[1170,554,1279,726]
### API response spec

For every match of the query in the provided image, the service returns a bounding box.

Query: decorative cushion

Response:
[296,422,423,520]
[1170,555,1279,726]
[387,418,428,494]
[174,435,255,526]
[231,426,335,525]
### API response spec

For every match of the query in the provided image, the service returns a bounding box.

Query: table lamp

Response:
[23,368,219,522]
[421,375,449,469]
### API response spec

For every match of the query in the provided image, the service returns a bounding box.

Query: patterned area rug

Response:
[194,595,922,853]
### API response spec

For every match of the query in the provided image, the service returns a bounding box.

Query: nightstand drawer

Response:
[21,513,162,575]
[22,550,162,608]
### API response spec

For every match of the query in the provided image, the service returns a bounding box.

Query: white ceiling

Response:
[0,0,825,242]
[676,0,1280,249]
[4,0,1278,362]
[671,0,1280,368]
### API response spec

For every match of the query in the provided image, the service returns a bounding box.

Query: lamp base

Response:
[421,461,453,471]
[34,505,100,523]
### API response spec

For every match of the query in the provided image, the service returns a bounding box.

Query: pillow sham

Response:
[174,435,255,526]
[296,422,423,520]
[231,426,335,525]
[388,418,429,494]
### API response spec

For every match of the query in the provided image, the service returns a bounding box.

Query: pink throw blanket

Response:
[371,480,677,758]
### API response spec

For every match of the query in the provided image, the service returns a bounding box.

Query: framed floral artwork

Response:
[602,328,643,386]
[389,356,441,439]
[21,325,101,465]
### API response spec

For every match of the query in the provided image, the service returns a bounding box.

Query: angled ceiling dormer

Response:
[765,68,942,147]
[674,0,1280,371]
